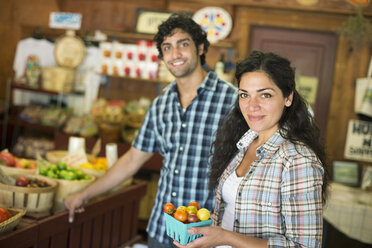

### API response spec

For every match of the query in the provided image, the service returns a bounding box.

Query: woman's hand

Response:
[173,226,226,248]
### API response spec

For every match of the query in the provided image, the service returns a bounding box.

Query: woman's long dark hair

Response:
[209,51,329,203]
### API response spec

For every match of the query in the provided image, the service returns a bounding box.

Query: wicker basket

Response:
[54,175,96,205]
[46,150,93,164]
[0,208,26,234]
[99,123,122,143]
[123,112,145,128]
[0,164,37,176]
[0,174,58,213]
[41,66,75,93]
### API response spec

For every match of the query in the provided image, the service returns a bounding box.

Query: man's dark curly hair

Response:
[208,50,329,204]
[154,13,210,65]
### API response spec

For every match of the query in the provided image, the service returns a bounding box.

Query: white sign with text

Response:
[344,119,372,162]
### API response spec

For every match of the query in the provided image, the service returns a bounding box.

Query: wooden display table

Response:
[0,180,147,248]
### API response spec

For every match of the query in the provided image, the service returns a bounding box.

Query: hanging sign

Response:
[296,76,318,105]
[49,12,82,30]
[135,9,172,34]
[344,119,372,162]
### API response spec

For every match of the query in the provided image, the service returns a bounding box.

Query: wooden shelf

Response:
[102,30,236,48]
[101,74,170,84]
[11,83,61,96]
[8,118,56,134]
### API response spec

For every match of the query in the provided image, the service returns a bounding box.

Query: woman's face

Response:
[238,71,293,139]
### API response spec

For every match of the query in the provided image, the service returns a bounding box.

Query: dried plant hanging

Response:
[339,5,372,45]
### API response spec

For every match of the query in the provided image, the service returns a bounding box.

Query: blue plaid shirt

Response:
[133,71,237,244]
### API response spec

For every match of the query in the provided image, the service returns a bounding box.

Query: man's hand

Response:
[64,192,88,223]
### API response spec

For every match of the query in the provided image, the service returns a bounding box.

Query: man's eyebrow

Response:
[161,38,191,47]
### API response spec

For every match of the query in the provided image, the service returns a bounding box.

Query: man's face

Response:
[160,28,202,78]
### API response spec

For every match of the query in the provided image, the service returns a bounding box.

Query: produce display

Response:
[0,207,12,224]
[0,151,37,171]
[163,201,212,245]
[39,161,92,181]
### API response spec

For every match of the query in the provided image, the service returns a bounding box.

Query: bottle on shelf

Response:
[215,54,225,78]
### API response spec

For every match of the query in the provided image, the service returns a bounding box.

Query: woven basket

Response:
[99,123,122,143]
[0,164,37,176]
[123,112,145,128]
[164,212,212,245]
[0,208,26,234]
[41,67,75,93]
[54,175,96,205]
[0,174,58,213]
[46,150,93,164]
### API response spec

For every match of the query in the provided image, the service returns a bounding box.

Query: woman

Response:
[174,51,328,248]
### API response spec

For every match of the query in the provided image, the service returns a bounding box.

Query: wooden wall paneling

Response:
[0,0,61,101]
[61,0,167,33]
[234,6,348,59]
[178,0,372,15]
[327,40,372,163]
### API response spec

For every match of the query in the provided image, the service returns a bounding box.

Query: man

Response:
[64,13,237,247]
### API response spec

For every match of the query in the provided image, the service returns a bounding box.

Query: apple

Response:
[0,151,15,167]
[187,214,199,223]
[0,207,11,223]
[15,158,30,168]
[15,176,29,187]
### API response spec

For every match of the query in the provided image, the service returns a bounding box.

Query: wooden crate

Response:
[0,174,58,213]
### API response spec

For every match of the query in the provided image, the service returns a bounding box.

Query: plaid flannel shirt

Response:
[133,71,237,244]
[212,129,324,248]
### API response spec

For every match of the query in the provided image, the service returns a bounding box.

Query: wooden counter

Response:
[0,180,147,248]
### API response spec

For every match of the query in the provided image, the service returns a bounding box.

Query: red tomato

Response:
[163,203,175,215]
[174,210,188,223]
[188,201,200,210]
[0,207,11,223]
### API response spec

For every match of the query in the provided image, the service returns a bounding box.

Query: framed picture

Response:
[135,9,172,34]
[332,160,360,187]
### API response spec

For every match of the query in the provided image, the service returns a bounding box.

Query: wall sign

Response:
[344,119,372,162]
[296,76,318,105]
[135,9,172,34]
[193,7,232,43]
[49,12,82,30]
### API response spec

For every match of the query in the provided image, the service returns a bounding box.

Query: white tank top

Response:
[216,170,243,248]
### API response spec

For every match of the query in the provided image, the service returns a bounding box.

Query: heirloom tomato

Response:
[186,205,197,215]
[176,206,187,212]
[163,203,175,215]
[197,208,210,221]
[188,201,200,210]
[174,210,188,223]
